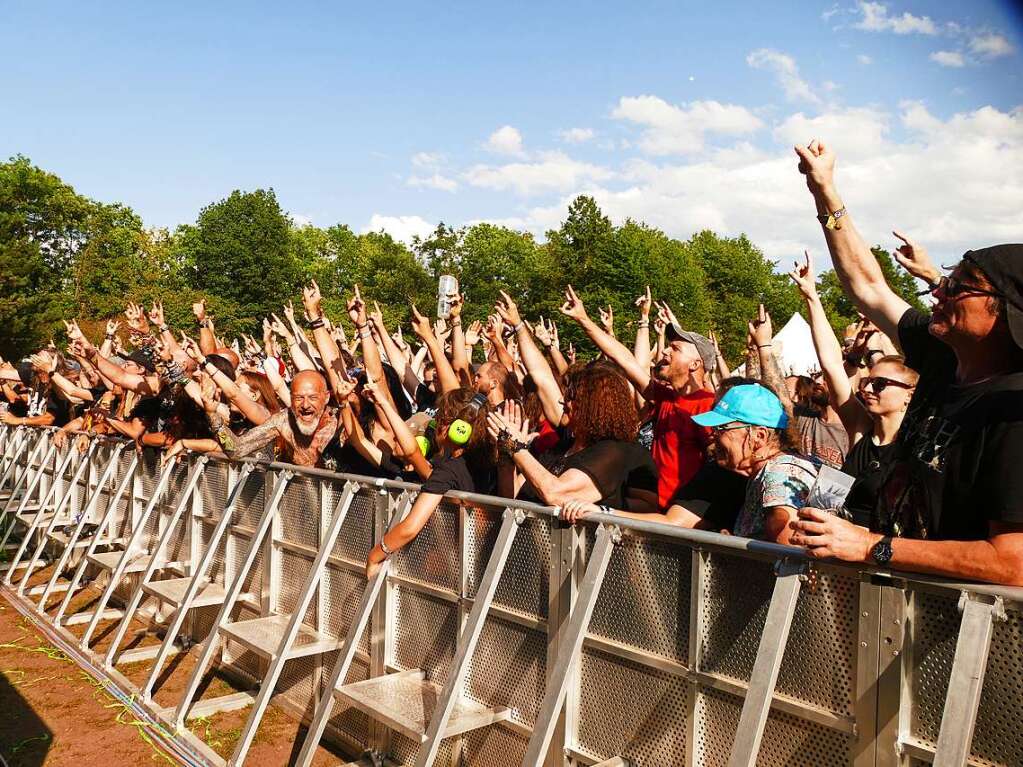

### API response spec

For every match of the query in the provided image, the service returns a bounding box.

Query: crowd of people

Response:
[2,139,1021,586]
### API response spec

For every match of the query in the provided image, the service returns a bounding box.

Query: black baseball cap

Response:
[963,244,1023,350]
[127,350,157,374]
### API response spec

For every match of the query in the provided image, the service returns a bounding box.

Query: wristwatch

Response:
[869,535,893,566]
[817,206,847,230]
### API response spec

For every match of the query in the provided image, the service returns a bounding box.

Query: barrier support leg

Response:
[521,523,617,767]
[931,594,1003,767]
[293,494,414,767]
[725,561,804,767]
[414,506,521,767]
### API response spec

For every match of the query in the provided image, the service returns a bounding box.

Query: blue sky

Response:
[3,1,1021,265]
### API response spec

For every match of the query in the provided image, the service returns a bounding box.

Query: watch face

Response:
[872,538,893,565]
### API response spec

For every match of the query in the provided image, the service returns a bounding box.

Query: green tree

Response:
[0,156,93,357]
[176,189,302,333]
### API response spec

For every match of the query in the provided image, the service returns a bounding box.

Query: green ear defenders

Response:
[447,393,488,446]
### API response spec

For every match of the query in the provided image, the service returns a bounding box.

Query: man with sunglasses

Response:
[789,139,1023,586]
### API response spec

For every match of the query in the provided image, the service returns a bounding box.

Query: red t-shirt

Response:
[643,380,715,508]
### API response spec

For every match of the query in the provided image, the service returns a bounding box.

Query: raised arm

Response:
[494,292,565,427]
[203,395,282,460]
[410,304,460,394]
[790,252,871,438]
[67,322,159,395]
[795,140,909,340]
[191,299,217,355]
[560,285,651,393]
[749,304,793,413]
[364,379,431,479]
[632,287,652,375]
[446,294,473,388]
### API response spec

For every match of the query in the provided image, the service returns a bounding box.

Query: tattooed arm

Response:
[206,403,284,459]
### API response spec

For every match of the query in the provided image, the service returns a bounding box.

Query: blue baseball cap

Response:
[692,383,789,429]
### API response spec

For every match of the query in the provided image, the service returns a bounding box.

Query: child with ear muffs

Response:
[366,388,496,577]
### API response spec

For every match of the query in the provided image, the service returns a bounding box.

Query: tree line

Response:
[0,155,925,362]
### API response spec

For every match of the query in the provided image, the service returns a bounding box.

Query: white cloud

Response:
[291,213,314,228]
[969,32,1014,59]
[930,50,965,67]
[464,151,614,196]
[407,173,459,192]
[773,107,890,160]
[473,104,1023,272]
[854,2,938,35]
[362,214,435,245]
[485,125,524,156]
[412,151,444,168]
[559,127,595,144]
[746,49,820,104]
[611,95,763,155]
[857,53,873,65]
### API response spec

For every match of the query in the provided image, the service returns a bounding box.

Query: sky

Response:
[3,0,1022,267]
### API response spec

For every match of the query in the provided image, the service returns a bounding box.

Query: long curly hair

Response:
[564,362,638,446]
[435,388,495,461]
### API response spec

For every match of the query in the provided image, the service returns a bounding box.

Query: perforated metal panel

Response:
[324,653,372,748]
[695,686,851,767]
[392,501,460,591]
[235,468,266,529]
[909,590,1023,767]
[327,482,375,562]
[276,548,317,625]
[280,475,319,549]
[909,590,961,747]
[464,615,547,726]
[321,565,370,654]
[469,508,550,620]
[462,724,529,767]
[200,461,229,520]
[576,646,687,765]
[700,553,775,682]
[392,586,457,680]
[387,731,454,765]
[590,534,690,664]
[274,655,320,718]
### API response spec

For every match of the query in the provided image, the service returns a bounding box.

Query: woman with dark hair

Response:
[790,252,919,524]
[365,388,494,577]
[487,362,656,509]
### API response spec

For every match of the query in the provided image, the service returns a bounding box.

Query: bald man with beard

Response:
[204,370,339,467]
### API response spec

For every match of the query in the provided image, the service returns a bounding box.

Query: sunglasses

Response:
[858,376,915,395]
[710,422,751,435]
[917,275,1003,301]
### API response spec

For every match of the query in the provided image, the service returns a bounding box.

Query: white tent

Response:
[772,312,821,377]
[733,312,821,378]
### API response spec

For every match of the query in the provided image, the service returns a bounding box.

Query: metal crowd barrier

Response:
[1,424,1021,767]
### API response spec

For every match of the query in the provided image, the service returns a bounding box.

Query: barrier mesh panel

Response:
[323,652,371,748]
[277,547,317,626]
[700,553,774,681]
[464,615,547,726]
[775,568,857,718]
[327,482,375,562]
[468,508,550,620]
[910,589,1023,767]
[235,468,266,529]
[199,461,229,520]
[576,645,687,764]
[392,586,457,680]
[462,725,528,767]
[695,686,851,767]
[393,501,460,591]
[321,565,370,654]
[280,475,319,549]
[590,534,690,665]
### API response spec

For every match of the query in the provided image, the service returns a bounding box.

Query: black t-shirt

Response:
[417,456,493,499]
[669,461,749,532]
[516,440,657,509]
[12,386,71,427]
[841,433,898,527]
[872,309,1023,539]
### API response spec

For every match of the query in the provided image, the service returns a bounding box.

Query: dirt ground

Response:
[1,560,355,767]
